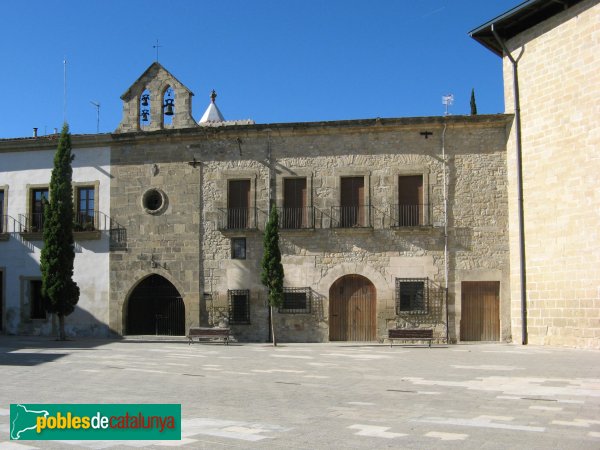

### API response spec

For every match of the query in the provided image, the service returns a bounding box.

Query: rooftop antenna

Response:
[90,101,100,133]
[63,57,68,124]
[442,94,454,116]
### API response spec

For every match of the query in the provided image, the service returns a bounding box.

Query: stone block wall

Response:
[109,135,201,335]
[116,63,197,133]
[503,0,600,348]
[191,116,510,342]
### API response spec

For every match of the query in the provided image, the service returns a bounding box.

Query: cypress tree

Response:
[40,123,80,340]
[261,207,284,346]
[470,88,478,115]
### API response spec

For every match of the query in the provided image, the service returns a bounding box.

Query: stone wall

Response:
[503,0,600,348]
[191,116,510,342]
[109,135,201,335]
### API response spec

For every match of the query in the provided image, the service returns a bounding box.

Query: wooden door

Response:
[398,175,423,226]
[340,177,365,227]
[283,178,307,228]
[228,180,250,228]
[329,275,376,341]
[460,281,500,341]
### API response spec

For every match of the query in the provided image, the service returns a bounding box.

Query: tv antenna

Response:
[442,94,454,116]
[90,101,100,133]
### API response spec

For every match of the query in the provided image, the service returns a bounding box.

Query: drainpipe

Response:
[442,122,449,344]
[492,24,528,345]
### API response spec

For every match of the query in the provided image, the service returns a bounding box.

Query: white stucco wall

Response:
[0,144,111,336]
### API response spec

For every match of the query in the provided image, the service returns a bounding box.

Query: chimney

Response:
[33,127,38,138]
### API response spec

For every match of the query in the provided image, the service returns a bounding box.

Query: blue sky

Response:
[0,1,522,138]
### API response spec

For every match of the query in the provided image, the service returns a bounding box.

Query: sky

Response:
[0,1,523,139]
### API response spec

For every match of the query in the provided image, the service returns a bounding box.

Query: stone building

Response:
[471,0,600,348]
[107,62,512,343]
[5,0,595,347]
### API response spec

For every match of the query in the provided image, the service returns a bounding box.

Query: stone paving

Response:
[0,337,599,449]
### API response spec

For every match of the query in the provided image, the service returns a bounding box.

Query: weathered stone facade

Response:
[109,91,511,343]
[108,133,201,335]
[499,0,600,348]
[116,63,197,133]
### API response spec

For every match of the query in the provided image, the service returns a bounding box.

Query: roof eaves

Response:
[469,0,584,56]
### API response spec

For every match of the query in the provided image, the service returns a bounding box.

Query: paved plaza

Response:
[0,337,599,449]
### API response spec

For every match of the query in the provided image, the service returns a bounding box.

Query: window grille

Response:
[395,278,428,314]
[228,289,250,324]
[279,287,311,314]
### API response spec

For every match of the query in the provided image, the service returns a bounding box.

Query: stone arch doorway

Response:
[126,274,185,336]
[329,274,376,341]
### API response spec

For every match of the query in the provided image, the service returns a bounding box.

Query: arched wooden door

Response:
[126,275,185,336]
[329,275,376,341]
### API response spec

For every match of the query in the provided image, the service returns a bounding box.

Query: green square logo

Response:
[10,404,181,440]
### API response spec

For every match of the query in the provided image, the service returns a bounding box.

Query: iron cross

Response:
[153,39,162,62]
[420,131,433,139]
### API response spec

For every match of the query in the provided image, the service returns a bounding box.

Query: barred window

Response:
[279,287,311,314]
[228,290,250,324]
[395,278,428,314]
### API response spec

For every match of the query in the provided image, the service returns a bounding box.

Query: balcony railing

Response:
[390,204,430,227]
[16,211,125,240]
[330,205,372,228]
[1,215,24,234]
[19,213,45,233]
[278,207,314,230]
[217,207,258,230]
[74,209,97,231]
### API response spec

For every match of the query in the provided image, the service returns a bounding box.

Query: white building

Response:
[0,134,112,337]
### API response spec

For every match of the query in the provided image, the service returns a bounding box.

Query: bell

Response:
[141,94,149,107]
[164,99,174,116]
[141,110,150,122]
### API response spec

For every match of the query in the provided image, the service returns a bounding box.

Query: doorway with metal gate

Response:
[126,275,185,336]
[329,274,376,341]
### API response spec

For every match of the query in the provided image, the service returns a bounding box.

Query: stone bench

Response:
[187,327,230,345]
[387,328,433,348]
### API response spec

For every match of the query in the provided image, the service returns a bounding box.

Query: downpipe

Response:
[492,24,528,345]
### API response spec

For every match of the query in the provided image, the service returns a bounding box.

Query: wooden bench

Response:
[187,327,230,345]
[387,329,433,348]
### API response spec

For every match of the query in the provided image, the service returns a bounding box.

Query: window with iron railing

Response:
[395,278,428,314]
[282,178,311,229]
[279,287,311,314]
[228,179,250,228]
[338,176,366,227]
[29,188,48,232]
[76,186,95,231]
[228,289,250,324]
[396,175,425,226]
